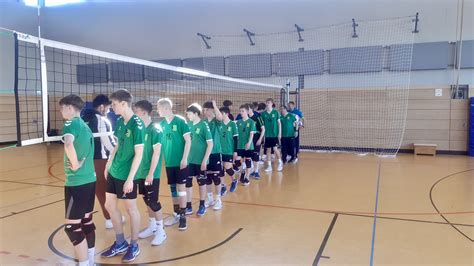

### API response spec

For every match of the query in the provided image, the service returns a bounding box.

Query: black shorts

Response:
[106,175,138,199]
[188,163,206,177]
[138,178,160,198]
[222,154,234,163]
[65,182,96,220]
[187,163,207,187]
[264,137,279,149]
[207,153,223,172]
[237,149,253,158]
[165,166,188,185]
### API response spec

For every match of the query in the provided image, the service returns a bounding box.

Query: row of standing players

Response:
[59,89,304,265]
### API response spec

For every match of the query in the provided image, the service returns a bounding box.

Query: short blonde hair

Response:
[157,98,173,109]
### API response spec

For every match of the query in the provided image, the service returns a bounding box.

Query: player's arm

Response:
[277,119,282,140]
[181,133,191,169]
[257,121,265,145]
[212,100,223,121]
[246,131,254,150]
[202,140,214,171]
[64,134,82,170]
[146,143,161,184]
[99,117,116,153]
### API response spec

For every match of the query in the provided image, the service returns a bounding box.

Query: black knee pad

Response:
[149,201,162,212]
[225,168,235,176]
[212,173,221,185]
[64,223,85,246]
[186,177,193,188]
[245,159,252,169]
[207,173,221,185]
[81,216,96,249]
[196,172,207,186]
[234,160,241,168]
[252,152,260,162]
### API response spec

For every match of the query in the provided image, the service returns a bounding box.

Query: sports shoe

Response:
[197,205,206,216]
[101,241,129,257]
[213,198,222,210]
[253,172,261,180]
[205,195,215,208]
[293,158,298,163]
[230,179,238,192]
[185,207,193,215]
[178,214,187,231]
[264,165,272,172]
[138,225,156,239]
[220,184,227,197]
[164,214,179,227]
[151,228,167,246]
[277,161,283,172]
[243,177,250,186]
[239,172,246,184]
[122,244,140,262]
[249,172,256,178]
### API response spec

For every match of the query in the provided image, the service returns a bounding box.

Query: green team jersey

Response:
[159,115,190,168]
[261,109,280,138]
[188,120,213,165]
[109,115,144,180]
[207,118,222,154]
[137,122,163,179]
[220,120,238,156]
[281,113,297,138]
[236,118,256,150]
[63,117,96,187]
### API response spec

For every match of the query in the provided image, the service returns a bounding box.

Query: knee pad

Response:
[149,201,162,212]
[245,159,252,169]
[197,176,207,186]
[210,173,221,185]
[81,216,96,248]
[205,175,213,186]
[177,191,186,197]
[186,177,193,188]
[225,168,235,177]
[64,223,85,246]
[252,152,260,162]
[234,160,241,168]
[170,184,178,197]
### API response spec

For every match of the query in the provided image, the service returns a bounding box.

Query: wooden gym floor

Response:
[0,143,472,265]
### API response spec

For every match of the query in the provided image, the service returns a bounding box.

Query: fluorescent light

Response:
[44,0,85,7]
[23,0,85,7]
[23,0,39,7]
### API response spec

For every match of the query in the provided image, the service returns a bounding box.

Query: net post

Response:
[13,32,22,147]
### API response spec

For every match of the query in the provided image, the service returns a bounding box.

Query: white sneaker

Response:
[164,214,179,227]
[105,219,113,229]
[205,194,215,208]
[258,160,264,165]
[293,158,298,163]
[213,198,223,210]
[138,226,157,239]
[277,162,283,172]
[264,166,272,172]
[151,229,167,246]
